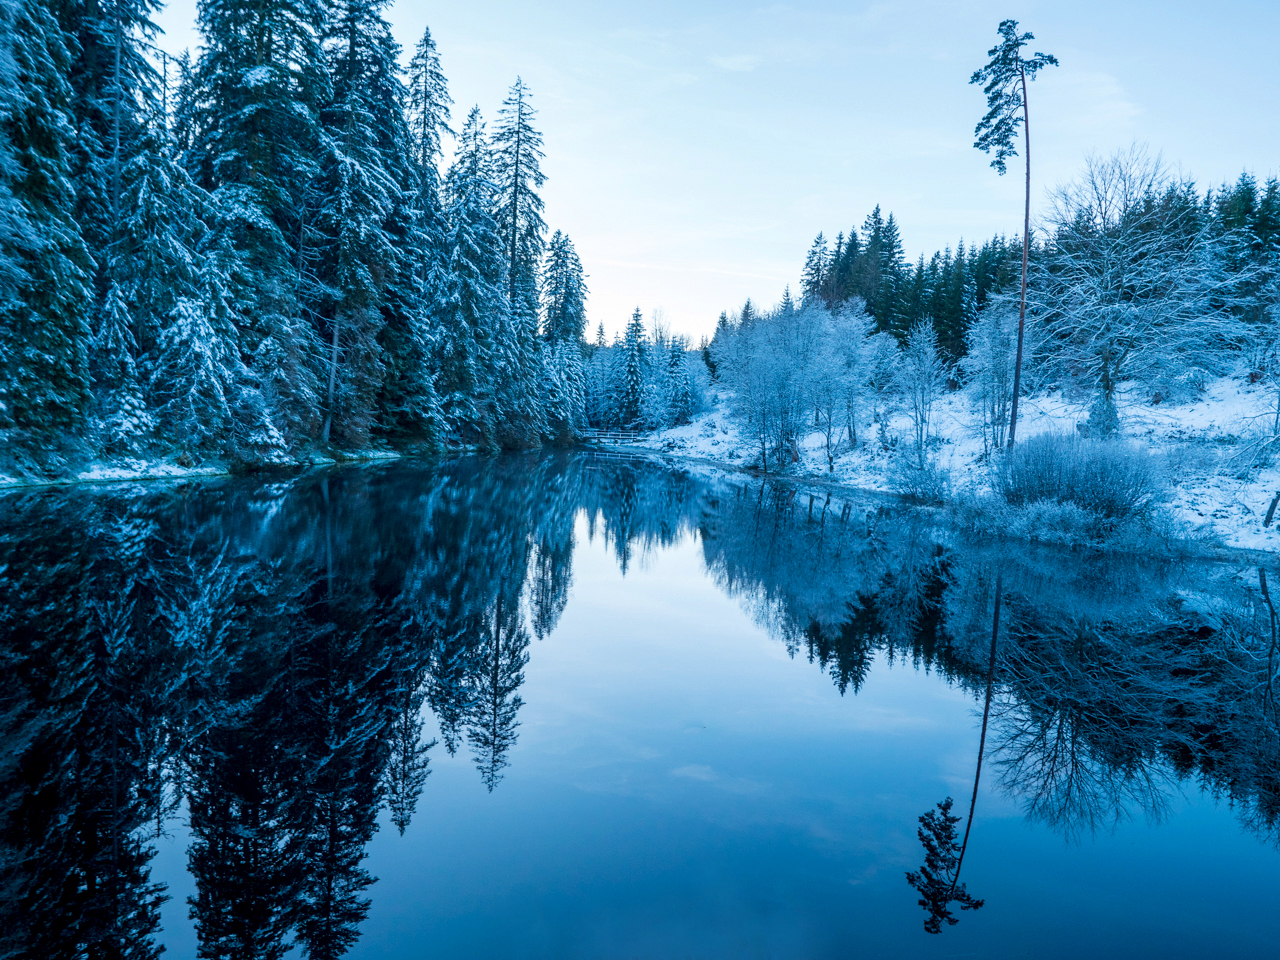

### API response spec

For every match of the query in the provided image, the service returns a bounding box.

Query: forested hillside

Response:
[0,0,592,475]
[703,151,1280,478]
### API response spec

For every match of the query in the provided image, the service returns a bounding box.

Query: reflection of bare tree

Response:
[991,700,1173,839]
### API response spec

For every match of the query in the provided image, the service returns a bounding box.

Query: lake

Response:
[1,451,1277,958]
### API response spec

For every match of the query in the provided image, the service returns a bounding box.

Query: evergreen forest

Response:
[0,0,597,476]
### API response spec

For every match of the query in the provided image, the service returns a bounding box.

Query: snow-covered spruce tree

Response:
[438,107,503,443]
[665,335,694,426]
[377,24,454,446]
[582,343,613,427]
[493,77,546,317]
[1031,148,1251,435]
[313,0,413,446]
[110,131,212,358]
[152,239,284,462]
[0,0,95,452]
[492,259,547,447]
[90,281,154,455]
[58,0,161,276]
[185,0,331,443]
[542,339,586,443]
[617,308,647,428]
[542,229,587,344]
[491,79,548,446]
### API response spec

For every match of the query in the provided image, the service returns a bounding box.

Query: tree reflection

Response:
[1,452,1279,955]
[904,798,985,933]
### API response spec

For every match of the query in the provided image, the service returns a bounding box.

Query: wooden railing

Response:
[580,429,649,444]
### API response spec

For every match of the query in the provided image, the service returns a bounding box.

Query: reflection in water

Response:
[905,797,984,933]
[907,572,1001,934]
[0,452,1278,956]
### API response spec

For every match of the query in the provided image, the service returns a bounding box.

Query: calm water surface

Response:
[2,452,1278,958]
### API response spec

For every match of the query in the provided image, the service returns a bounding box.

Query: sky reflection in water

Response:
[2,452,1278,959]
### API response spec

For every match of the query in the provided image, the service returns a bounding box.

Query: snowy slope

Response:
[628,374,1280,552]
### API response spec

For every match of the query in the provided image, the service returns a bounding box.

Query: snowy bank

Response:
[617,375,1280,553]
[0,449,406,490]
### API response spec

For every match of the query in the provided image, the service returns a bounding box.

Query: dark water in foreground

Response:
[2,452,1278,958]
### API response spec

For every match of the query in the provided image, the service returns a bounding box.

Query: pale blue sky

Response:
[154,0,1280,340]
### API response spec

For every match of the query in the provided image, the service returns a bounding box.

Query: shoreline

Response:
[580,440,1280,565]
[5,439,1275,565]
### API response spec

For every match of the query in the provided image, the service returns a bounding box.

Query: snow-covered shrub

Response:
[960,302,1018,457]
[713,300,873,472]
[890,454,952,506]
[999,432,1164,521]
[897,321,949,467]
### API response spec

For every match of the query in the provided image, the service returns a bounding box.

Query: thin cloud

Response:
[710,54,762,72]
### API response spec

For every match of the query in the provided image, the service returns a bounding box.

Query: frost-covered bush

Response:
[890,454,951,505]
[897,322,949,467]
[961,301,1019,457]
[999,432,1164,521]
[713,300,877,472]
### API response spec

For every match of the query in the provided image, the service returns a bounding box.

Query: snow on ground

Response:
[0,450,405,490]
[625,373,1280,552]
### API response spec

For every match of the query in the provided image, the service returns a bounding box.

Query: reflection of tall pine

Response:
[467,588,530,792]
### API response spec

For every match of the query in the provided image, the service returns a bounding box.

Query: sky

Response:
[153,0,1280,341]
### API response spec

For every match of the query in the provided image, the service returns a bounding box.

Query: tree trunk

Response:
[1007,66,1031,449]
[323,318,340,442]
[951,570,1001,895]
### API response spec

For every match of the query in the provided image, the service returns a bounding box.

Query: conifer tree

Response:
[111,130,211,354]
[666,336,693,425]
[780,285,795,313]
[492,262,546,446]
[541,229,588,344]
[186,0,331,437]
[0,0,96,444]
[58,0,162,271]
[617,308,647,427]
[91,281,153,454]
[152,241,283,461]
[542,339,586,442]
[488,79,548,444]
[492,77,546,312]
[801,233,829,304]
[438,107,504,440]
[971,19,1058,447]
[376,25,453,446]
[313,0,413,444]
